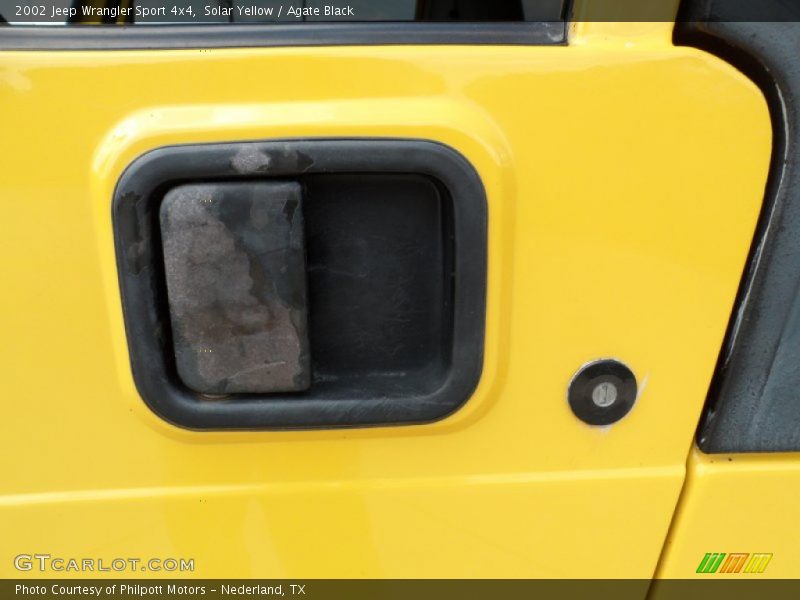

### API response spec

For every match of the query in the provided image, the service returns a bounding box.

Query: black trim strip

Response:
[114,139,487,431]
[676,2,800,452]
[0,22,566,50]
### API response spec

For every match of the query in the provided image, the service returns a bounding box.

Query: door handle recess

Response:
[113,139,487,430]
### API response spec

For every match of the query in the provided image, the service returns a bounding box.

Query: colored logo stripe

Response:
[697,553,726,573]
[720,553,748,573]
[744,553,773,574]
[696,553,772,574]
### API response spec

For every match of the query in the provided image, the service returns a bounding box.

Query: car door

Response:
[0,0,771,581]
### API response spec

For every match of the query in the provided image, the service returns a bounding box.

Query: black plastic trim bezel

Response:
[567,359,637,427]
[113,138,487,430]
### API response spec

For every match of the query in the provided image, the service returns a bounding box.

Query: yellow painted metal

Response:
[0,24,770,578]
[658,450,800,578]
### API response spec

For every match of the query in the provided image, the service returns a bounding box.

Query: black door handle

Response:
[114,139,487,429]
[160,181,310,395]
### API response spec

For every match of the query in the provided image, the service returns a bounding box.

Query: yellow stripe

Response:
[743,555,757,573]
[754,554,773,574]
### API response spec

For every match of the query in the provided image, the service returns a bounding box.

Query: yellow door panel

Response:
[0,24,770,577]
[4,472,681,578]
[657,450,800,578]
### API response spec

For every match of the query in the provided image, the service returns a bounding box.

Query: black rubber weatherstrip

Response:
[676,1,800,452]
[0,21,566,50]
[113,139,487,431]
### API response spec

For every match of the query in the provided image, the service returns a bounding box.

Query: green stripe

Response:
[696,554,713,573]
[709,553,727,573]
[697,553,726,574]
